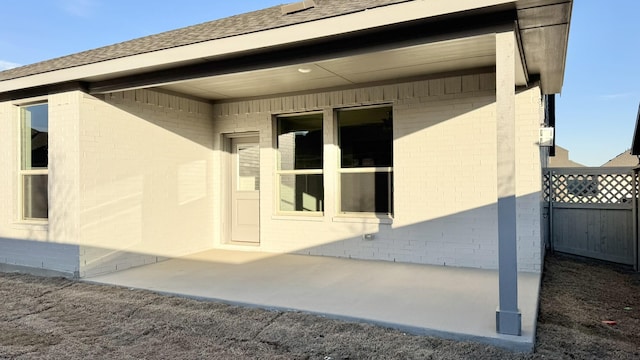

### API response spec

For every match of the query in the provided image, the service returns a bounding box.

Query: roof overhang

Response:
[632,103,640,155]
[516,0,572,94]
[0,0,572,102]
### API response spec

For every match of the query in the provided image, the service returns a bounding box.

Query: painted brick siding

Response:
[0,96,81,276]
[0,238,79,277]
[49,92,81,246]
[212,73,545,272]
[515,87,545,272]
[76,90,216,277]
[0,73,546,276]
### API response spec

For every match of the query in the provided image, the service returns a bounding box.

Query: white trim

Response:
[335,103,394,112]
[332,215,393,225]
[336,105,394,216]
[339,167,393,173]
[221,131,260,245]
[277,169,323,175]
[17,102,49,223]
[275,110,324,118]
[10,221,49,230]
[10,95,48,106]
[0,0,513,93]
[271,214,324,221]
[274,112,325,215]
[20,169,48,175]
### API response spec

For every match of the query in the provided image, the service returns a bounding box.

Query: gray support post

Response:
[549,170,554,252]
[495,30,521,336]
[634,168,639,272]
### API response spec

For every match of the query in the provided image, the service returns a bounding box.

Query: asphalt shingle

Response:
[0,0,412,82]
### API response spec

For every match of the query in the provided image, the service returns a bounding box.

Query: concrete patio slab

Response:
[87,249,541,352]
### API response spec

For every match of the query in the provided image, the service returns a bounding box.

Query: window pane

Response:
[341,172,392,213]
[237,144,260,191]
[278,114,323,170]
[22,174,48,219]
[279,174,324,212]
[20,104,48,170]
[338,107,392,168]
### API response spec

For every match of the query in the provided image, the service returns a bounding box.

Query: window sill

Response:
[272,213,325,222]
[332,215,393,225]
[12,221,49,231]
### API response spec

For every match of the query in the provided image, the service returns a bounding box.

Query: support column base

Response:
[496,308,522,336]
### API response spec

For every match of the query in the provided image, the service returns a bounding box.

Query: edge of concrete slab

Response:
[83,279,537,353]
[529,269,544,352]
[0,263,77,279]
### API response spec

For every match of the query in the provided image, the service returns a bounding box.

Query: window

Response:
[338,106,393,214]
[19,103,48,220]
[237,144,260,191]
[276,113,324,212]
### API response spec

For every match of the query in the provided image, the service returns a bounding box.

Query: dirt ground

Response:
[0,253,638,359]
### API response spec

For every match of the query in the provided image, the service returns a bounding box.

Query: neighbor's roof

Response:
[602,149,638,167]
[548,146,585,168]
[0,0,410,82]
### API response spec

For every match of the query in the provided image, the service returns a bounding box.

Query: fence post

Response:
[549,170,554,253]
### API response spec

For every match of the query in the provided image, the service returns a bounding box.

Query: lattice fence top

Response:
[544,168,638,204]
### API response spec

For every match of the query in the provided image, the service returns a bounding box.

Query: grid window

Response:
[19,103,49,220]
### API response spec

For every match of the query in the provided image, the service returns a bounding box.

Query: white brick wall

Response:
[49,92,81,246]
[0,72,547,276]
[2,89,223,277]
[76,90,216,277]
[0,96,81,276]
[211,73,545,272]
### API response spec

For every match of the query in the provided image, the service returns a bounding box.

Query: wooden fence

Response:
[543,167,639,269]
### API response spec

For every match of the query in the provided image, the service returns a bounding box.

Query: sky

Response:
[1,0,638,166]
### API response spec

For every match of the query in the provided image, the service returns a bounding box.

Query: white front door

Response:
[231,137,260,243]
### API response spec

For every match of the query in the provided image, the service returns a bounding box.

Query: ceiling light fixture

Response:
[298,67,312,74]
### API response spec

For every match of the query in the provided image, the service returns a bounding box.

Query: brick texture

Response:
[75,90,216,277]
[212,73,545,272]
[0,72,547,276]
[0,96,80,276]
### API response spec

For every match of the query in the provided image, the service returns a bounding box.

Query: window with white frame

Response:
[19,103,49,220]
[276,113,324,212]
[337,106,393,215]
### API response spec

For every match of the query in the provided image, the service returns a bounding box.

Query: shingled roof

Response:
[0,0,411,82]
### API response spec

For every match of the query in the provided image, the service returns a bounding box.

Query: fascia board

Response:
[632,103,640,155]
[0,0,514,93]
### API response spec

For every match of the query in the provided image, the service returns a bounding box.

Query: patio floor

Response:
[86,249,541,352]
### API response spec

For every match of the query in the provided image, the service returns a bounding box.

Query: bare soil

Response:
[0,253,639,359]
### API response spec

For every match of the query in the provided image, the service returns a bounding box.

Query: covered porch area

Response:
[87,249,540,352]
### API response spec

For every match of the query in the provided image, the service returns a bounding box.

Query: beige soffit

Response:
[157,33,528,101]
[0,0,514,93]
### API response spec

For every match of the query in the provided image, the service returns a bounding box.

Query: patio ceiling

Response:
[158,34,527,101]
